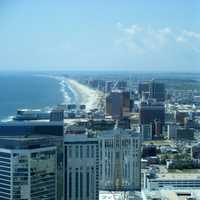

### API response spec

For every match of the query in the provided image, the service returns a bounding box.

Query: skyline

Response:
[0,0,199,72]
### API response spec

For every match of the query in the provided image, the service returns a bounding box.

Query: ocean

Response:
[0,72,76,121]
[1,71,199,121]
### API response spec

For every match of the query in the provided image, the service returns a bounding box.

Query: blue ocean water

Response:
[0,72,74,121]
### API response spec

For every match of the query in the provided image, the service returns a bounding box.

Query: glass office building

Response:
[0,136,58,200]
[0,121,64,200]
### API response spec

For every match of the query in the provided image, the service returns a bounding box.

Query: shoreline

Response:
[0,75,105,122]
[66,78,105,112]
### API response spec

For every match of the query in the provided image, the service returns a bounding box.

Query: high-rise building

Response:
[167,123,177,139]
[98,128,141,191]
[140,101,165,125]
[141,124,153,141]
[140,100,165,137]
[105,81,114,93]
[106,90,123,119]
[64,133,99,200]
[115,80,127,90]
[0,121,64,200]
[149,80,165,102]
[122,91,131,117]
[138,82,150,98]
[0,135,57,200]
[138,80,165,102]
[106,90,131,119]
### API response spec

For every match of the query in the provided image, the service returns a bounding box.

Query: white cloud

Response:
[182,30,200,39]
[116,23,200,54]
[123,24,142,35]
[176,30,200,53]
[114,23,200,70]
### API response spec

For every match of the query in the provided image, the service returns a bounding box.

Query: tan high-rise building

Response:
[106,90,131,119]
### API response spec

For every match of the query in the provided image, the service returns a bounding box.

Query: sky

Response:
[0,0,199,72]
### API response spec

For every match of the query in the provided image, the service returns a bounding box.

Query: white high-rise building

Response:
[0,136,57,200]
[64,133,99,200]
[98,128,141,191]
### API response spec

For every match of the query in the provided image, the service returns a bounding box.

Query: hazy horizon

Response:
[0,0,199,71]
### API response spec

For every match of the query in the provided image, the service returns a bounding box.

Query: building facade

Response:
[64,133,99,200]
[0,136,57,200]
[140,101,165,138]
[145,172,200,191]
[0,121,64,200]
[98,128,141,191]
[138,80,165,102]
[106,90,131,119]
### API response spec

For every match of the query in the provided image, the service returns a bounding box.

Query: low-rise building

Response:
[145,167,200,191]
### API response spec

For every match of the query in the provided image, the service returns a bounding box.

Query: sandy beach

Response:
[66,79,104,112]
[37,75,104,112]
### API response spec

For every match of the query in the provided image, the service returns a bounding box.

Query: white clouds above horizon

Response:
[114,23,200,70]
[116,22,200,54]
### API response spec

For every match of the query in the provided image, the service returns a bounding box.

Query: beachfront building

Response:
[106,90,131,119]
[64,132,99,200]
[98,128,141,191]
[0,136,57,200]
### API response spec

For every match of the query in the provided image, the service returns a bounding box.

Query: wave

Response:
[59,80,72,104]
[64,79,80,105]
[34,74,74,105]
[33,74,103,111]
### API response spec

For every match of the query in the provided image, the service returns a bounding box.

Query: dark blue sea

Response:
[0,72,76,121]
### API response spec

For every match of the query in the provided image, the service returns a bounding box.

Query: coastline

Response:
[65,78,104,112]
[0,75,105,122]
[34,75,105,111]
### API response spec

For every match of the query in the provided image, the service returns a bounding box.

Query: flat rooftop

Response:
[149,165,200,180]
[156,172,200,180]
[142,189,200,200]
[0,135,57,141]
[99,191,142,200]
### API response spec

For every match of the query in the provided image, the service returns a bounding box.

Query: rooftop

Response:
[142,189,200,200]
[0,135,56,141]
[148,165,200,180]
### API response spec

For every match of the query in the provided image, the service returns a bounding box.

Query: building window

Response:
[80,146,83,158]
[76,146,79,158]
[86,172,90,197]
[91,145,94,158]
[76,171,79,198]
[80,172,83,199]
[87,146,90,158]
[69,146,72,158]
[69,172,72,198]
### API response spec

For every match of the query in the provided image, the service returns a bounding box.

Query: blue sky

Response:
[0,0,199,71]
